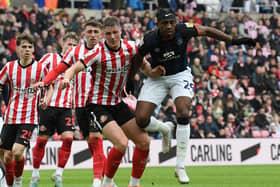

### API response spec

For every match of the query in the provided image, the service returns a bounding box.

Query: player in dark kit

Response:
[132,8,256,184]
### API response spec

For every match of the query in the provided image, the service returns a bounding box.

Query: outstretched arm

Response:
[60,61,85,89]
[195,24,256,46]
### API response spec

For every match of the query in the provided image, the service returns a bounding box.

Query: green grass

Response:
[22,165,280,187]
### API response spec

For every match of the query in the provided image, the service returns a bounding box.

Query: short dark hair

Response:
[84,19,103,29]
[62,32,79,42]
[156,8,176,23]
[16,33,34,46]
[103,16,120,27]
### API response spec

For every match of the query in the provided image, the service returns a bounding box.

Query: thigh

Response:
[0,125,17,150]
[56,108,75,134]
[169,70,194,101]
[15,124,35,148]
[75,107,90,137]
[39,107,56,136]
[87,104,114,133]
[112,102,135,126]
[121,118,150,148]
[138,78,169,106]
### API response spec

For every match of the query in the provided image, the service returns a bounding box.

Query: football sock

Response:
[4,161,14,186]
[88,137,106,180]
[14,157,25,177]
[105,147,124,178]
[176,124,190,168]
[130,147,149,186]
[58,137,73,169]
[33,137,47,169]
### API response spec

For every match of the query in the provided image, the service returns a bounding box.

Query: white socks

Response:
[102,175,113,186]
[56,167,64,176]
[32,168,40,178]
[144,116,168,134]
[176,124,190,168]
[129,176,140,186]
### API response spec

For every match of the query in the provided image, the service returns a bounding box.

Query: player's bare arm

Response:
[194,24,256,46]
[39,84,54,110]
[140,59,166,78]
[60,61,85,89]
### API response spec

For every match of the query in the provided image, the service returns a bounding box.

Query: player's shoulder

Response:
[143,28,158,40]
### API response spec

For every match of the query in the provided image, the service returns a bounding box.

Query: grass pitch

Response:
[22,165,280,187]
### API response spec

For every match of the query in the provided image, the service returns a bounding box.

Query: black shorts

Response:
[39,107,74,136]
[87,101,135,132]
[75,106,99,138]
[0,124,35,150]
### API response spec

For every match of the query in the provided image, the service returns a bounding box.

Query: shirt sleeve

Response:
[81,47,100,68]
[63,47,75,67]
[0,64,9,86]
[179,22,199,38]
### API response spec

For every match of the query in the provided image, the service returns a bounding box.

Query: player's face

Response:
[84,25,102,46]
[18,40,34,60]
[158,20,176,39]
[63,38,78,53]
[104,25,121,50]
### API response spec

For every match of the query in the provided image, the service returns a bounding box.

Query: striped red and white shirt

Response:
[39,53,72,108]
[0,60,48,125]
[82,39,138,106]
[63,42,93,108]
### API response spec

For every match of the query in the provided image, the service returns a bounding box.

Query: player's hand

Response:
[231,37,256,46]
[59,78,70,89]
[33,81,45,91]
[149,65,166,78]
[39,97,48,110]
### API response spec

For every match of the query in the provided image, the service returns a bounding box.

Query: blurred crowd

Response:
[0,2,279,140]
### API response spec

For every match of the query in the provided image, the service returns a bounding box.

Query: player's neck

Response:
[86,42,95,49]
[19,58,33,67]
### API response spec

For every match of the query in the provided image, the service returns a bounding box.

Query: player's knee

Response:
[114,138,128,153]
[4,151,13,163]
[135,114,150,129]
[12,149,24,161]
[135,136,150,150]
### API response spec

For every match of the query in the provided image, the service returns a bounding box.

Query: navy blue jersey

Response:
[138,23,198,76]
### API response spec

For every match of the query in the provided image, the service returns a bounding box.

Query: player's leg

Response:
[30,107,53,187]
[52,108,74,187]
[169,69,194,184]
[113,102,149,187]
[136,78,172,153]
[121,119,150,187]
[76,107,106,187]
[0,125,18,187]
[88,132,105,187]
[89,104,127,187]
[13,124,35,187]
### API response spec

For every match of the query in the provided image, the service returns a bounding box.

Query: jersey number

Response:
[65,117,72,126]
[21,130,32,140]
[183,80,194,90]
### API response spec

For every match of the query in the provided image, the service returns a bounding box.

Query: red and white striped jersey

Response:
[82,39,138,106]
[63,42,92,108]
[39,53,72,108]
[0,60,48,125]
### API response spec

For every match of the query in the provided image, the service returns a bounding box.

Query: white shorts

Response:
[138,69,194,106]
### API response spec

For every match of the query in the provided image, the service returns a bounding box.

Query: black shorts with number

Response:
[0,124,35,150]
[87,101,135,132]
[39,106,74,136]
[75,106,99,138]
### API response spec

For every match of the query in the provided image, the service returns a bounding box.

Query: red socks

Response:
[88,137,106,179]
[132,147,149,179]
[58,137,73,168]
[105,147,124,178]
[4,161,14,186]
[32,137,48,169]
[14,157,25,177]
